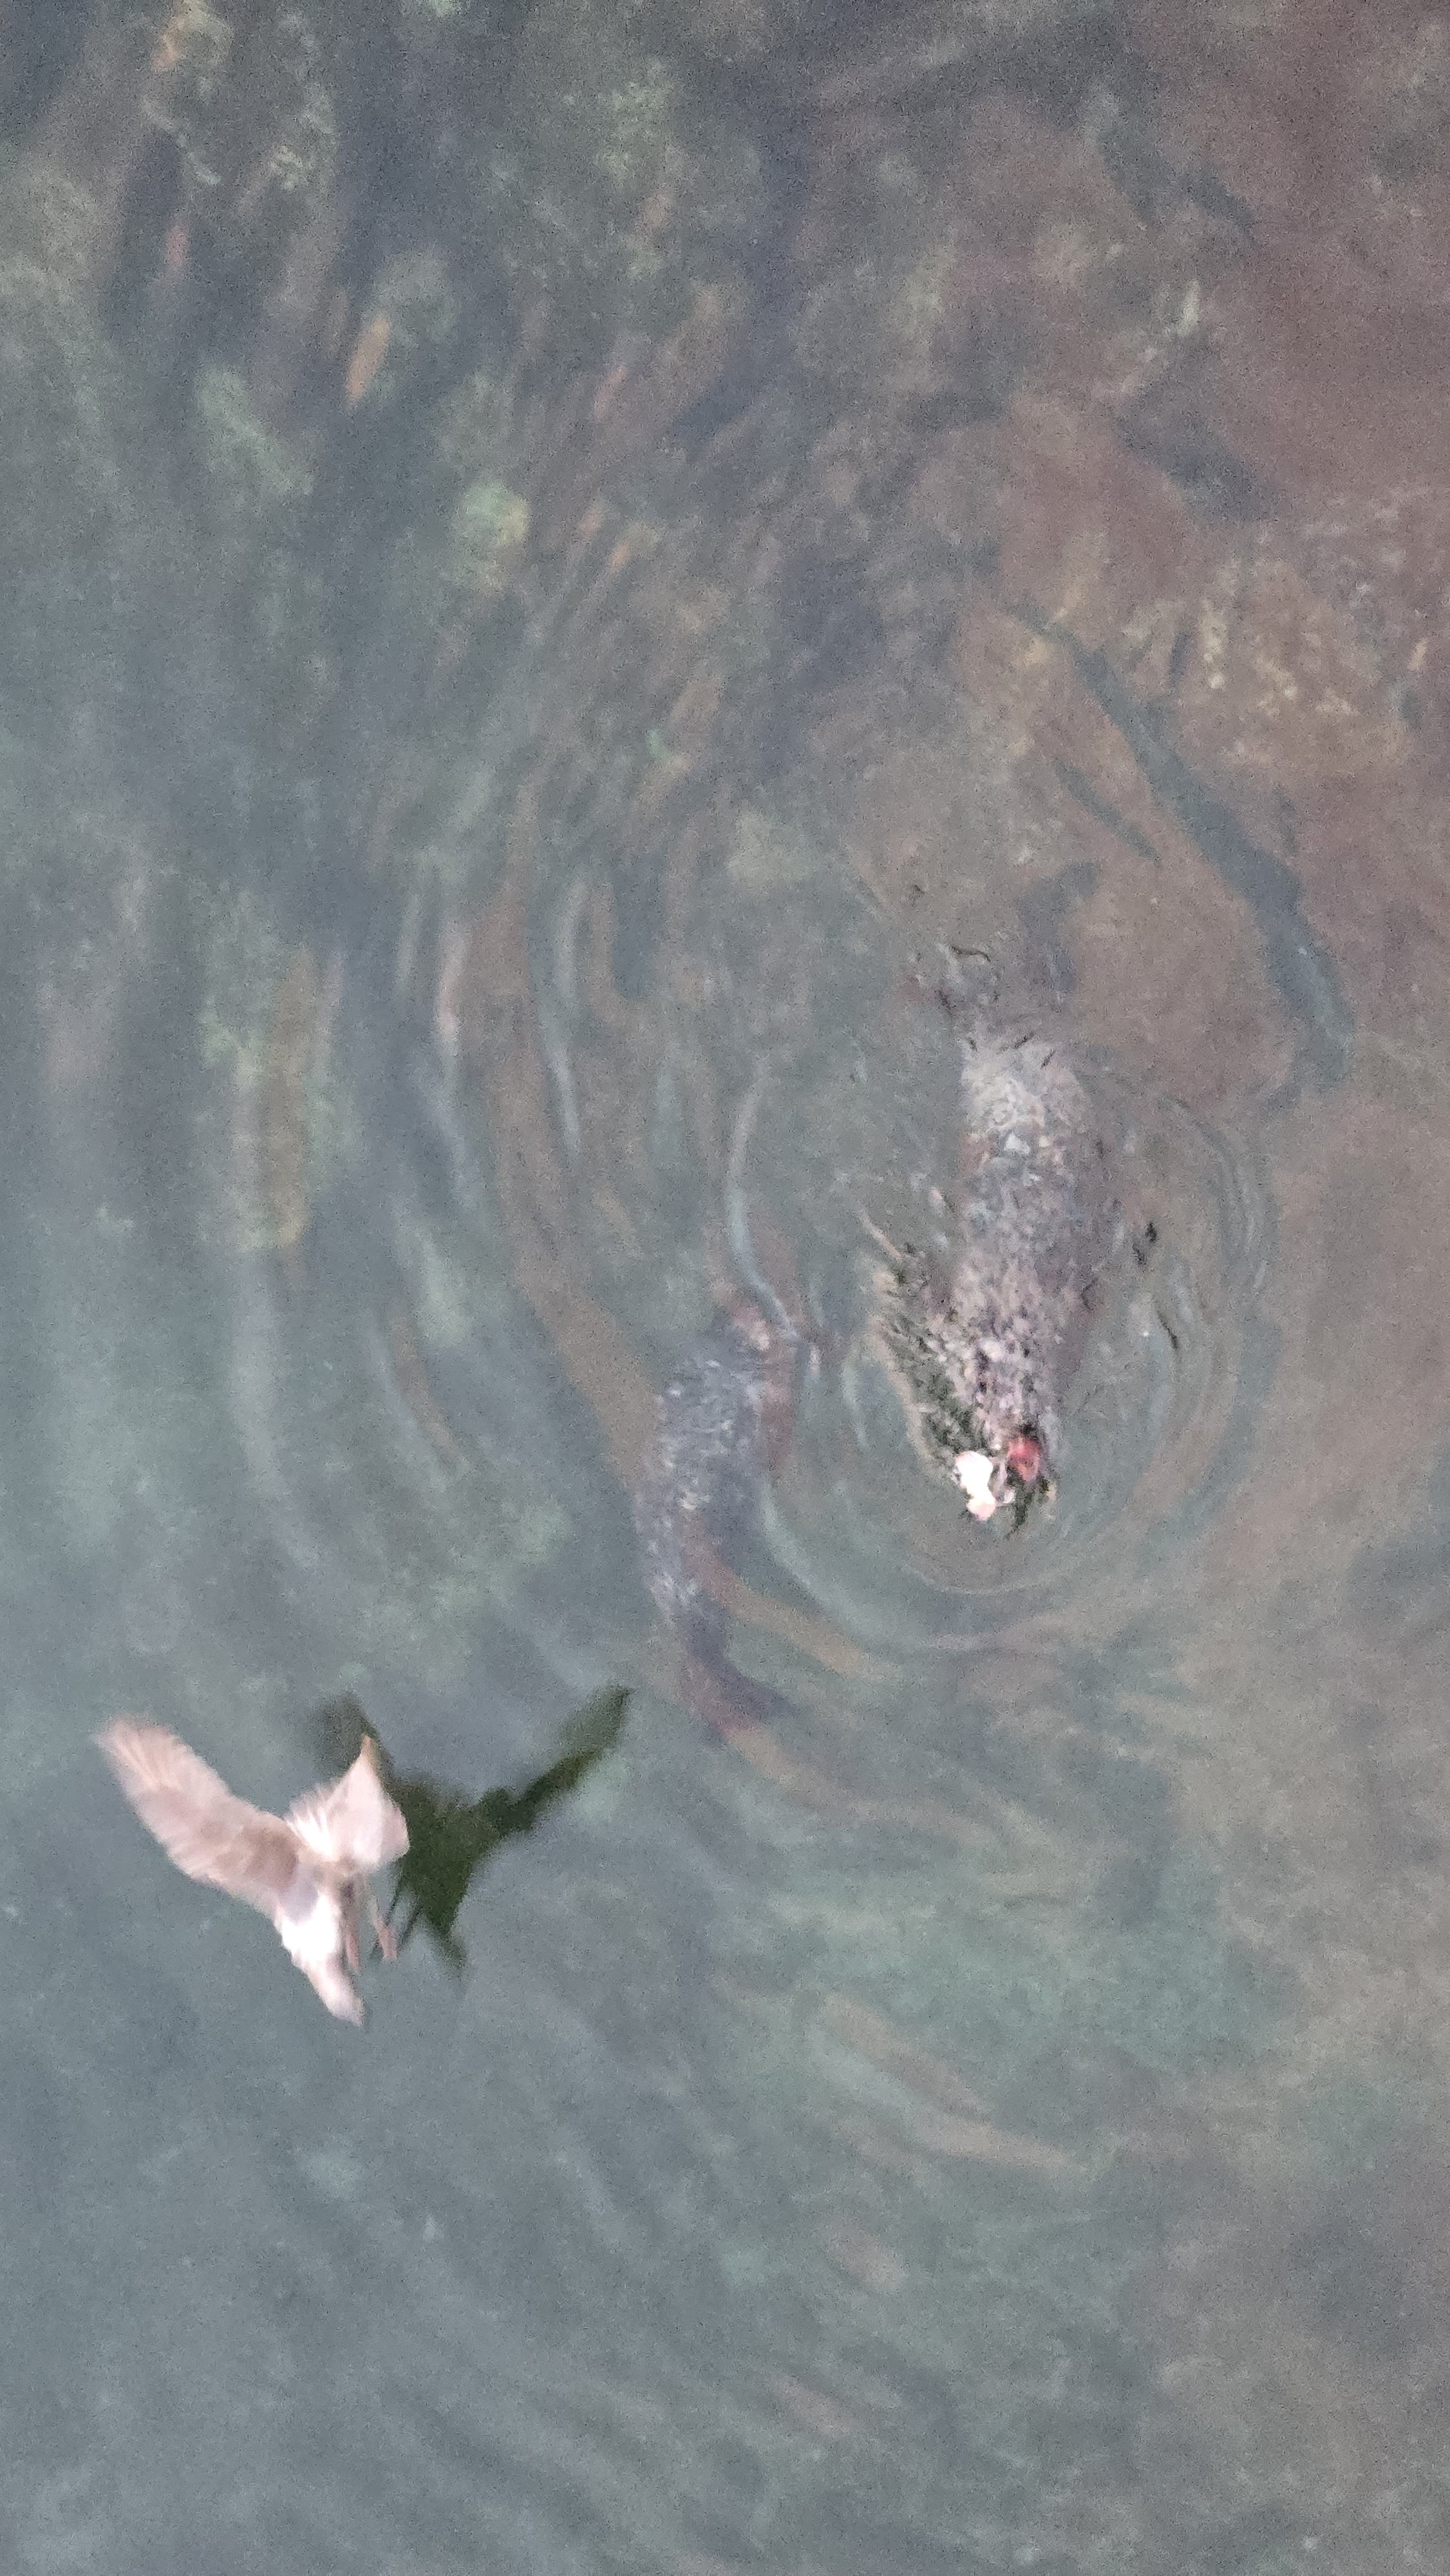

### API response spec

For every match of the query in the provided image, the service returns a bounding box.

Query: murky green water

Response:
[5,6,1450,2571]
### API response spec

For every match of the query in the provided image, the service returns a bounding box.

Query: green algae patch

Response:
[485,0,767,358]
[145,2,337,239]
[447,477,531,600]
[187,364,334,744]
[191,363,314,527]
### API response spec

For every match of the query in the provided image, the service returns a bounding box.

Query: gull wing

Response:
[97,1719,301,1920]
[286,1738,409,1874]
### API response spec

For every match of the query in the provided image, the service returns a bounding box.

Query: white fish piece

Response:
[97,1719,410,2023]
[951,1448,999,1520]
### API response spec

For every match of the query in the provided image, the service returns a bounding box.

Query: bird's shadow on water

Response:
[312,1685,630,1973]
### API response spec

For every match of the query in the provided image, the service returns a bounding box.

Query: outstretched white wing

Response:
[97,1719,301,1921]
[285,1738,409,1875]
[99,1718,406,2023]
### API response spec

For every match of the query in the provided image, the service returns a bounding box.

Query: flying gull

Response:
[97,1719,410,2022]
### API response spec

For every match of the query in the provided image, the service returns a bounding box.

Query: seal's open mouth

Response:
[951,1428,1048,1523]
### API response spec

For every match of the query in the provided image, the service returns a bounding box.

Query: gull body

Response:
[97,1719,410,2023]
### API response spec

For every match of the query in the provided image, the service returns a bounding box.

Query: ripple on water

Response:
[201,830,1269,1738]
[198,905,637,1723]
[699,1021,1272,1654]
[498,836,1274,1676]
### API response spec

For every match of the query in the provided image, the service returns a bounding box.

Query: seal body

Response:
[632,1293,811,1743]
[635,1298,796,1633]
[881,1029,1112,1511]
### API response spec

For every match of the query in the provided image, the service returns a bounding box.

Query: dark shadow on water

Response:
[314,1685,629,1972]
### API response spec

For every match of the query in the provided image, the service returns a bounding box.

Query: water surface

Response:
[4,5,1450,2571]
